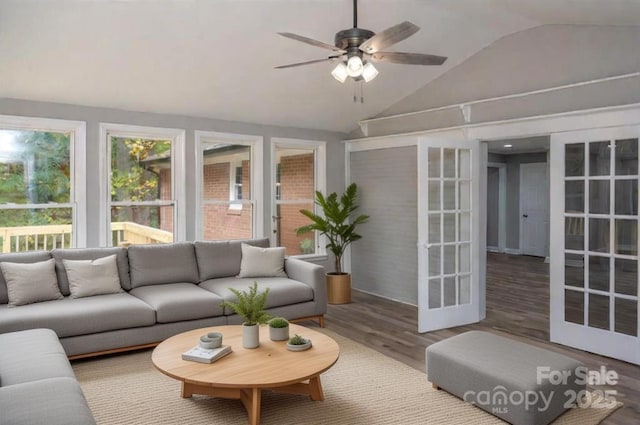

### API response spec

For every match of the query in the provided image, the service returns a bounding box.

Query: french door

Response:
[550,126,640,365]
[417,137,485,332]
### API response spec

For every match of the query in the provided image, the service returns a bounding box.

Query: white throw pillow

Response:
[63,255,123,298]
[0,259,63,307]
[238,243,287,278]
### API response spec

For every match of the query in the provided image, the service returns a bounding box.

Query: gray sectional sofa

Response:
[0,238,326,358]
[0,328,96,425]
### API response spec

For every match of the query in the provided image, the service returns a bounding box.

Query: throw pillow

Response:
[238,243,287,278]
[63,255,123,298]
[0,259,63,307]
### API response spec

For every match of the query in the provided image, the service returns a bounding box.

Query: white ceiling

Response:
[1,0,638,134]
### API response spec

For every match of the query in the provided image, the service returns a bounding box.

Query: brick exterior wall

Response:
[279,153,315,255]
[202,161,252,240]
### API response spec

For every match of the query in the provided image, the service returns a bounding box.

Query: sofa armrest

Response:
[284,257,327,314]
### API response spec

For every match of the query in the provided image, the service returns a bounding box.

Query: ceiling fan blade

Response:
[371,51,447,66]
[274,57,340,69]
[359,21,419,54]
[277,32,346,53]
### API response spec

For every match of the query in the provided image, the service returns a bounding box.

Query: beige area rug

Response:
[73,330,621,425]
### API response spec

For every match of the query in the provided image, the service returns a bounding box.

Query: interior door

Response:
[418,137,485,332]
[520,162,549,257]
[550,126,640,365]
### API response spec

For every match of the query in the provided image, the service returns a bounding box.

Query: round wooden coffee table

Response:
[152,324,340,425]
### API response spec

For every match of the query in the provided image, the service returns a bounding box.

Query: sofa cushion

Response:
[194,238,270,281]
[128,243,199,288]
[0,329,75,386]
[0,251,52,304]
[0,377,96,425]
[129,283,224,323]
[0,293,156,338]
[200,277,314,312]
[63,255,123,298]
[238,243,287,278]
[1,259,64,307]
[52,247,131,294]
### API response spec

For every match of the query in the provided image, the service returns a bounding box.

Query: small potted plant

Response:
[220,282,270,348]
[268,317,290,341]
[286,334,312,351]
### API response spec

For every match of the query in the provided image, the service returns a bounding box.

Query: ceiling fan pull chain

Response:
[353,81,357,103]
[360,81,364,103]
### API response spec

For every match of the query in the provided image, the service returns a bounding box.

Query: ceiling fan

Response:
[275,0,447,83]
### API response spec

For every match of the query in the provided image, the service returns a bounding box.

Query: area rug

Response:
[73,329,621,425]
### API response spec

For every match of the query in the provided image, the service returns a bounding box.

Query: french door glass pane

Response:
[428,246,440,276]
[588,293,610,330]
[459,275,471,304]
[565,181,584,213]
[443,213,455,243]
[565,143,585,177]
[565,217,584,250]
[443,277,456,307]
[588,256,609,291]
[589,218,609,253]
[589,141,610,176]
[459,213,470,241]
[428,181,440,210]
[443,181,455,210]
[459,244,470,273]
[428,148,440,178]
[458,150,470,179]
[443,149,455,178]
[614,258,637,296]
[615,138,638,175]
[443,245,456,274]
[565,254,584,288]
[615,219,637,255]
[459,181,471,210]
[615,180,638,215]
[428,213,440,243]
[565,289,584,324]
[615,298,637,336]
[589,180,609,214]
[428,278,441,309]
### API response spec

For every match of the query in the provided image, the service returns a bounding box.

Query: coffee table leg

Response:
[181,382,193,398]
[240,387,262,425]
[309,376,324,401]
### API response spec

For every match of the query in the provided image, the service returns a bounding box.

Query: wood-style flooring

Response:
[318,252,639,425]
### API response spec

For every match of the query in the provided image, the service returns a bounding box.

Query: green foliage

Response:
[269,317,289,328]
[299,238,314,255]
[219,282,271,326]
[288,334,308,345]
[296,183,369,274]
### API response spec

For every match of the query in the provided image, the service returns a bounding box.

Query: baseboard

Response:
[487,246,502,253]
[544,256,550,263]
[351,288,418,307]
[504,248,521,255]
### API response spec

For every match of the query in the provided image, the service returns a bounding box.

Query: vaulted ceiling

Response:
[1,0,638,133]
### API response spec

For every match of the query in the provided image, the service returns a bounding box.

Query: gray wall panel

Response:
[487,167,500,248]
[349,147,418,305]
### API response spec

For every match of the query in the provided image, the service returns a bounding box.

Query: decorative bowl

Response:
[286,339,312,352]
[200,332,223,349]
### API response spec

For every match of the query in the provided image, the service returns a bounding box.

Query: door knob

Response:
[522,214,528,218]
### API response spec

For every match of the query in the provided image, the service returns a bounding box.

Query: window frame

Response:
[271,137,327,258]
[0,114,86,249]
[99,123,186,246]
[194,130,264,240]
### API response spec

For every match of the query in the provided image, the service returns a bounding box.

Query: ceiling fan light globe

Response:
[331,62,349,83]
[362,62,379,82]
[346,56,364,77]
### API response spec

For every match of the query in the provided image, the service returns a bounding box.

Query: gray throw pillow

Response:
[63,254,123,298]
[238,243,287,278]
[0,259,63,307]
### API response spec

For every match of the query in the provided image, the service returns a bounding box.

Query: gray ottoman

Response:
[426,331,585,425]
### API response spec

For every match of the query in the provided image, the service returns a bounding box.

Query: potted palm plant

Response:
[296,183,369,304]
[220,282,271,348]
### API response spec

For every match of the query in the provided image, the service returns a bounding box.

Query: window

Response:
[272,139,326,256]
[100,124,185,246]
[0,115,85,253]
[195,131,263,240]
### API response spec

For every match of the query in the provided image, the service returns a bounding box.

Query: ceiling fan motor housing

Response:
[335,27,375,51]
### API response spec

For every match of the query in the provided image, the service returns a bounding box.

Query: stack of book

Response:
[181,345,232,364]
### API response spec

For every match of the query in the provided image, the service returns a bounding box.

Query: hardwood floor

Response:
[319,252,639,425]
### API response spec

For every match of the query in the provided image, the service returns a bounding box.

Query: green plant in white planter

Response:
[220,282,270,348]
[268,317,289,341]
